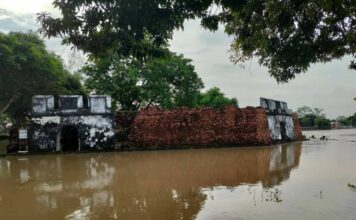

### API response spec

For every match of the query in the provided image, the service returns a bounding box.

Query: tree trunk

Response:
[0,89,19,114]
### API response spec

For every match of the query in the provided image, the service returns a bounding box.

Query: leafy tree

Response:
[297,106,329,128]
[336,116,351,126]
[315,116,331,130]
[38,0,355,82]
[337,114,356,126]
[0,32,86,123]
[297,106,314,118]
[300,114,317,127]
[297,106,325,118]
[349,113,356,126]
[198,87,238,109]
[37,0,211,60]
[0,113,11,135]
[222,0,355,82]
[82,52,204,111]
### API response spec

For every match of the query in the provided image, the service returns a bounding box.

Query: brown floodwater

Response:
[0,129,356,220]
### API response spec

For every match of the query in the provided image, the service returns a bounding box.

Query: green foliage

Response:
[315,116,331,130]
[350,113,356,126]
[198,87,238,109]
[38,0,355,83]
[0,114,10,123]
[336,116,351,126]
[300,114,317,127]
[297,106,328,128]
[83,52,204,111]
[297,106,325,118]
[0,32,86,122]
[224,0,355,83]
[0,113,11,135]
[37,0,213,59]
[336,114,356,126]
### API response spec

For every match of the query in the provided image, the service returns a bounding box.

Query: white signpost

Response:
[19,129,28,140]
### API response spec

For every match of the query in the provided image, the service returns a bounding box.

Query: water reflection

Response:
[0,142,301,219]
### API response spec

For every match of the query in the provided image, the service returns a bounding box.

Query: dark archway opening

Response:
[280,122,287,141]
[61,126,79,151]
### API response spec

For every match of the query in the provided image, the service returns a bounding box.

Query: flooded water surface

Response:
[1,129,356,219]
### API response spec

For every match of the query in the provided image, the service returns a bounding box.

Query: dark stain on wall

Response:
[30,95,115,152]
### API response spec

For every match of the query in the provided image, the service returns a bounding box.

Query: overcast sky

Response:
[1,0,355,119]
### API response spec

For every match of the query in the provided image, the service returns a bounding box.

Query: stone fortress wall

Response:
[118,99,302,149]
[30,95,115,152]
[29,95,301,152]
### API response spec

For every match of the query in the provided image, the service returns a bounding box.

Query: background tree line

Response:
[335,114,356,127]
[296,106,331,130]
[297,106,356,130]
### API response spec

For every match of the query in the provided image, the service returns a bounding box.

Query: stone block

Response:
[32,95,54,113]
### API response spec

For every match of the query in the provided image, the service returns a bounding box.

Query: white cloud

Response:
[0,8,38,33]
[0,0,56,14]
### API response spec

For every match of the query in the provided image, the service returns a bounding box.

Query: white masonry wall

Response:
[88,95,112,114]
[267,115,295,140]
[32,95,54,113]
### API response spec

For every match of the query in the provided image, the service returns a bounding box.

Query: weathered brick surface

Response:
[292,113,303,140]
[126,106,272,148]
[115,111,137,142]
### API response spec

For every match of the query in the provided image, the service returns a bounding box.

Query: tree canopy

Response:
[82,50,239,110]
[315,116,331,130]
[82,51,204,111]
[0,32,86,123]
[296,106,325,118]
[198,87,238,108]
[224,0,355,82]
[296,106,331,129]
[336,113,356,126]
[37,0,355,82]
[37,0,211,60]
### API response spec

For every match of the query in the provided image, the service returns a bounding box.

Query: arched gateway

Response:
[60,125,80,151]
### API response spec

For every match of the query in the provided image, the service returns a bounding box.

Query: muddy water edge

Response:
[0,129,356,220]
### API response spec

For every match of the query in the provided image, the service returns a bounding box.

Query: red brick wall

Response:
[127,106,272,148]
[292,113,303,140]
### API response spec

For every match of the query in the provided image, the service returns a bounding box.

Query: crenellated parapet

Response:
[32,95,112,115]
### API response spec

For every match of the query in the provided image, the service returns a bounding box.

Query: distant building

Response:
[331,121,340,129]
[30,95,115,152]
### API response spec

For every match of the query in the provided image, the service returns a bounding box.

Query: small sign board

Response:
[19,129,28,140]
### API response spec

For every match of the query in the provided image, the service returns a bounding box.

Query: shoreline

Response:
[1,140,303,157]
